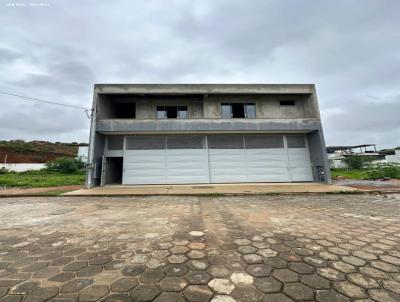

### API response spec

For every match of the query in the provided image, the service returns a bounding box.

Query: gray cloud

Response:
[0,0,399,148]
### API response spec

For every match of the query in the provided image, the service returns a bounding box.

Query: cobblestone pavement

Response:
[0,194,400,302]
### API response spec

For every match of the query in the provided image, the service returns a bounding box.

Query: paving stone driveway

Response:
[0,194,400,302]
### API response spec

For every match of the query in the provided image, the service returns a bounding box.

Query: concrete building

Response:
[385,149,400,163]
[86,84,331,187]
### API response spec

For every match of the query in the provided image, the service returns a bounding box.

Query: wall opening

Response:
[232,103,245,118]
[98,95,136,119]
[157,106,187,119]
[221,103,256,118]
[105,157,123,185]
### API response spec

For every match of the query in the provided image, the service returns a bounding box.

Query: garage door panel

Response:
[165,149,209,183]
[289,168,313,181]
[244,148,290,182]
[124,176,166,184]
[167,175,208,183]
[122,134,314,185]
[287,148,313,181]
[209,149,247,183]
[247,174,290,182]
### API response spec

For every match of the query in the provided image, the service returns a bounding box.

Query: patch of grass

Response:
[38,189,73,196]
[331,169,368,180]
[0,170,85,188]
[205,192,225,197]
[325,190,364,194]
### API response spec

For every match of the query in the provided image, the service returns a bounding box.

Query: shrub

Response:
[343,155,373,170]
[45,157,85,173]
[343,155,363,169]
[0,167,9,174]
[365,163,400,179]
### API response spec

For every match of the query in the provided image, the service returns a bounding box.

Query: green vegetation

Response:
[331,163,400,180]
[205,192,225,197]
[343,155,373,170]
[0,140,77,155]
[366,163,400,179]
[0,170,85,188]
[331,169,369,179]
[38,189,74,196]
[46,157,85,173]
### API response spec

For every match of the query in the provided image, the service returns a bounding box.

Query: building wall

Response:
[203,94,315,119]
[0,163,46,172]
[77,146,89,162]
[135,98,203,119]
[306,130,332,183]
[386,150,400,163]
[97,94,317,120]
[87,84,330,187]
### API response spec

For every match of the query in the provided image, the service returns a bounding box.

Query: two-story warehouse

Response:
[86,84,331,187]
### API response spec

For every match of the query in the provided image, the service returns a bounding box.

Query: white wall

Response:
[78,146,89,162]
[0,163,46,172]
[386,150,400,163]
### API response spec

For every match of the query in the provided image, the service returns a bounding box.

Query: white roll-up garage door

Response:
[123,136,209,184]
[121,134,313,185]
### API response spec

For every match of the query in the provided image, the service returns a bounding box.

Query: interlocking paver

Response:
[185,270,211,285]
[24,287,59,302]
[208,279,235,294]
[284,283,313,300]
[348,273,379,289]
[334,281,367,299]
[231,287,263,302]
[164,264,188,276]
[153,292,186,302]
[183,285,213,301]
[263,293,294,302]
[272,269,299,282]
[368,289,400,302]
[159,276,187,291]
[254,277,282,293]
[0,195,399,301]
[246,264,272,277]
[60,278,92,293]
[111,277,139,292]
[63,261,88,271]
[11,281,40,294]
[317,267,345,281]
[140,269,165,283]
[78,285,109,301]
[103,294,132,302]
[130,284,161,301]
[300,274,330,289]
[315,289,350,302]
[121,264,145,276]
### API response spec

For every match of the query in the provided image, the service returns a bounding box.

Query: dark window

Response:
[113,102,135,118]
[126,136,166,150]
[107,136,124,150]
[99,95,136,119]
[232,103,245,118]
[287,135,306,148]
[244,135,284,149]
[167,136,204,149]
[280,100,295,106]
[208,135,244,149]
[157,106,187,119]
[221,103,256,118]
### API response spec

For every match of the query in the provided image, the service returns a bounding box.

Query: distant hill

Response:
[0,140,86,163]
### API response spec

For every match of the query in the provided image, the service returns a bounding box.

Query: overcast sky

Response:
[0,0,399,149]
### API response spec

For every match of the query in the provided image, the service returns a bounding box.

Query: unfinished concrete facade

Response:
[86,84,331,187]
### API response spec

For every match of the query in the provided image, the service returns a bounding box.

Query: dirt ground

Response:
[0,194,399,301]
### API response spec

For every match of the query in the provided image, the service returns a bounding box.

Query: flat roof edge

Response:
[94,84,316,94]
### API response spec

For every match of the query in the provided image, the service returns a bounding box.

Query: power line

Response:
[0,91,90,110]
